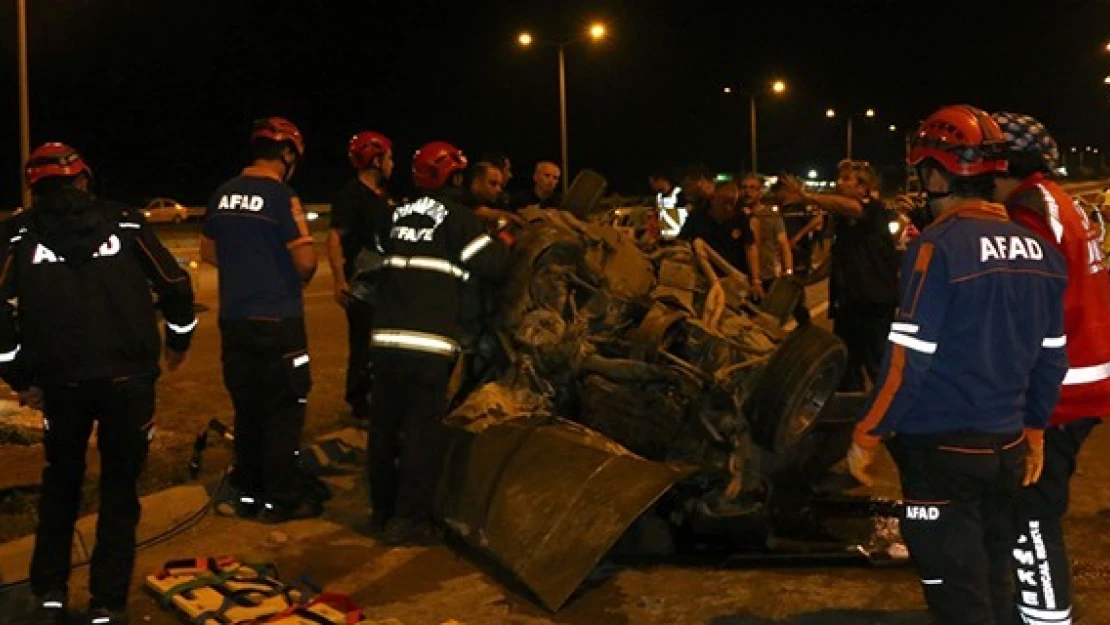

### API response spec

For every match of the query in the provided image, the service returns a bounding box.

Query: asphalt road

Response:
[0,223,1107,624]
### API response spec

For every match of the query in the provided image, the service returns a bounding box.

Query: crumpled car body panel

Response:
[434,418,693,611]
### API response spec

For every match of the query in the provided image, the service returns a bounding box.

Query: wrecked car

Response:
[429,192,898,610]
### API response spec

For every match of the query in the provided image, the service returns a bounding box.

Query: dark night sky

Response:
[2,0,1109,208]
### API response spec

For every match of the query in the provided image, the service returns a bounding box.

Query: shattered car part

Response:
[435,206,893,610]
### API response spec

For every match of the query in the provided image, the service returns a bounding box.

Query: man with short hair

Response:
[678,180,761,296]
[742,174,793,294]
[782,159,901,391]
[510,161,562,210]
[681,165,716,214]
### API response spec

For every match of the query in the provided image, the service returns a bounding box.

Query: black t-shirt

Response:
[509,188,562,211]
[677,206,755,276]
[780,201,817,265]
[829,196,901,310]
[330,177,391,278]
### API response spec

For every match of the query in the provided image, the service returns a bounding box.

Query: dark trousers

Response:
[31,375,155,610]
[220,318,311,508]
[1012,418,1100,625]
[367,350,454,525]
[344,300,374,416]
[890,431,1028,625]
[833,303,894,391]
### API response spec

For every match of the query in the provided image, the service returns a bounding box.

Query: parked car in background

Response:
[142,197,190,224]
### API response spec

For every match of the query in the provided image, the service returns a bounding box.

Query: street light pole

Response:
[17,0,30,207]
[557,44,569,194]
[749,94,757,173]
[846,116,853,160]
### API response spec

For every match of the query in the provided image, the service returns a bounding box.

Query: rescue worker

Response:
[0,143,195,625]
[849,105,1069,625]
[326,130,394,421]
[991,111,1110,625]
[368,141,510,544]
[201,117,321,523]
[782,160,901,391]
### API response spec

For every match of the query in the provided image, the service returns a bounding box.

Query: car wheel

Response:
[173,215,184,224]
[745,323,847,453]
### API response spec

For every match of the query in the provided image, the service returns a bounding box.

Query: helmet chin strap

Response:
[280,153,298,182]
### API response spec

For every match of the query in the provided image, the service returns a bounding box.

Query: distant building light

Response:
[807,169,819,179]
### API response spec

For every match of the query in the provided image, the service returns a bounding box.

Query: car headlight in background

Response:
[305,211,320,221]
[143,211,152,217]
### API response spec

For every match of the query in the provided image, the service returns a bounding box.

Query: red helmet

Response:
[251,117,305,159]
[348,131,392,171]
[908,105,1008,176]
[412,141,467,189]
[25,142,93,187]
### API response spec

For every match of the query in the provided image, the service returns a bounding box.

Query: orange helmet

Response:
[251,117,305,160]
[907,104,1008,176]
[25,142,92,187]
[348,131,392,171]
[412,141,467,190]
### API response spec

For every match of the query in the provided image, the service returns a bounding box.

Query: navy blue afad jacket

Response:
[855,200,1068,446]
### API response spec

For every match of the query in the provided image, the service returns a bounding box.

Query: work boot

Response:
[88,606,128,624]
[35,590,68,625]
[257,498,323,524]
[381,517,442,546]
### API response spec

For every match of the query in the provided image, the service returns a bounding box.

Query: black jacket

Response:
[371,189,508,358]
[0,201,195,389]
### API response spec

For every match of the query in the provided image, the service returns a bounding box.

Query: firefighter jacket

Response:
[370,189,509,359]
[855,200,1068,447]
[1004,174,1110,425]
[0,202,196,390]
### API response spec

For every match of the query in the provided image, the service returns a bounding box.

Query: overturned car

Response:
[429,193,897,611]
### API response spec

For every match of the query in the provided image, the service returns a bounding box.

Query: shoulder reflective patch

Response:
[292,354,310,368]
[921,579,944,586]
[9,235,21,243]
[119,222,142,229]
[888,331,937,354]
[460,234,493,262]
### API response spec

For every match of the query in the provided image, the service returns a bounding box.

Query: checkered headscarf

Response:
[991,111,1060,171]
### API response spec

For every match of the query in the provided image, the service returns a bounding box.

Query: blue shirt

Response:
[204,167,313,319]
[856,200,1068,441]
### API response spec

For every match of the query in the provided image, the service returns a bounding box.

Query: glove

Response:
[1023,428,1045,487]
[847,434,881,487]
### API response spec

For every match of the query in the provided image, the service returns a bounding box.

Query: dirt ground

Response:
[1,225,1108,624]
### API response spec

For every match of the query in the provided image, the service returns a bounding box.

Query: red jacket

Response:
[1005,174,1110,425]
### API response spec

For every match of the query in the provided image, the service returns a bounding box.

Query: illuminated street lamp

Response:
[825,107,884,159]
[517,21,609,193]
[722,78,788,172]
[1104,75,1110,85]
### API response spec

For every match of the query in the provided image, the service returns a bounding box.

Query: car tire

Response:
[172,215,184,225]
[745,323,847,453]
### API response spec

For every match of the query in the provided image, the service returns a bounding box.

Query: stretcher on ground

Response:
[145,557,363,624]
